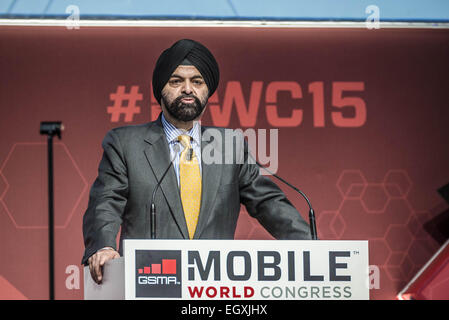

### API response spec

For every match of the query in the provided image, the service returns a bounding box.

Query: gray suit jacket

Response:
[82,115,311,265]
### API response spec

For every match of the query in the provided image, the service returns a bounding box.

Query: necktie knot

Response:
[178,134,192,149]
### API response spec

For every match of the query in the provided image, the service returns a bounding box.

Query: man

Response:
[82,39,311,284]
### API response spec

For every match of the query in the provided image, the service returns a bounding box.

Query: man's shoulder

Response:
[107,121,154,138]
[111,122,150,131]
[201,125,243,134]
[101,121,158,148]
[201,125,247,141]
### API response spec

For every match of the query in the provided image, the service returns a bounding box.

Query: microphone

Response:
[149,143,180,239]
[187,148,193,161]
[183,135,194,161]
[250,156,318,240]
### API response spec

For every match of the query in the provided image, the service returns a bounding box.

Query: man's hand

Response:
[88,248,120,284]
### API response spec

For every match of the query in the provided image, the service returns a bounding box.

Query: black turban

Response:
[152,39,220,105]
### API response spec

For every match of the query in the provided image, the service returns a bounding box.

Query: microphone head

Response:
[40,121,64,139]
[187,148,193,161]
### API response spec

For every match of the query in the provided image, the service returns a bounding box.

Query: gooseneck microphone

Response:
[149,144,180,239]
[187,148,193,161]
[251,157,318,240]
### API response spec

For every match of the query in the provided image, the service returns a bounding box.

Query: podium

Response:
[84,240,369,300]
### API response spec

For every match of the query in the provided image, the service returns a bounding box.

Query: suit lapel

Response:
[143,118,189,239]
[193,126,223,239]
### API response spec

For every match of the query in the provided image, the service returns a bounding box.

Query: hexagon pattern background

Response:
[0,142,88,300]
[0,143,87,229]
[235,169,443,300]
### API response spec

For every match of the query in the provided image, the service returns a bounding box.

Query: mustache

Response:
[175,94,200,101]
[173,94,205,109]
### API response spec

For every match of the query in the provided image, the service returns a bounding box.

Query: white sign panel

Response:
[124,240,369,300]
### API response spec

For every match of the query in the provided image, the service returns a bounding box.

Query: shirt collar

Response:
[161,112,201,146]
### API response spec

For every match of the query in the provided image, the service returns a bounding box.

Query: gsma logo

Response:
[135,250,182,298]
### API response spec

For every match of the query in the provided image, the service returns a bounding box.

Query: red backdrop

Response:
[0,25,448,300]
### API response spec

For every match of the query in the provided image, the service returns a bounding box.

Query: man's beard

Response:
[162,93,207,122]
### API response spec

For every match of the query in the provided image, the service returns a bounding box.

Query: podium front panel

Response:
[123,240,369,300]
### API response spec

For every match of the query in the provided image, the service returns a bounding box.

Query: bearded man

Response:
[82,39,311,284]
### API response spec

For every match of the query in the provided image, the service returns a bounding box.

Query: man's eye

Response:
[193,80,204,85]
[170,79,181,84]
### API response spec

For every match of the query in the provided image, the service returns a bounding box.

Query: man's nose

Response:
[182,80,193,95]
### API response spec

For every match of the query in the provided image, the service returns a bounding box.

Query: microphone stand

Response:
[150,144,180,239]
[150,164,173,239]
[253,158,318,240]
[39,121,64,300]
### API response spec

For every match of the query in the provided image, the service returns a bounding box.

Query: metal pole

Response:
[47,134,55,300]
[40,122,63,301]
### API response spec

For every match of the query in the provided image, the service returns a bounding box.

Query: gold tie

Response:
[178,134,202,239]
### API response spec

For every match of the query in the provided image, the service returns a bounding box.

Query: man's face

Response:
[161,65,209,122]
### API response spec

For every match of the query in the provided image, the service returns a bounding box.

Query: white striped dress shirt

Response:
[161,113,202,187]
